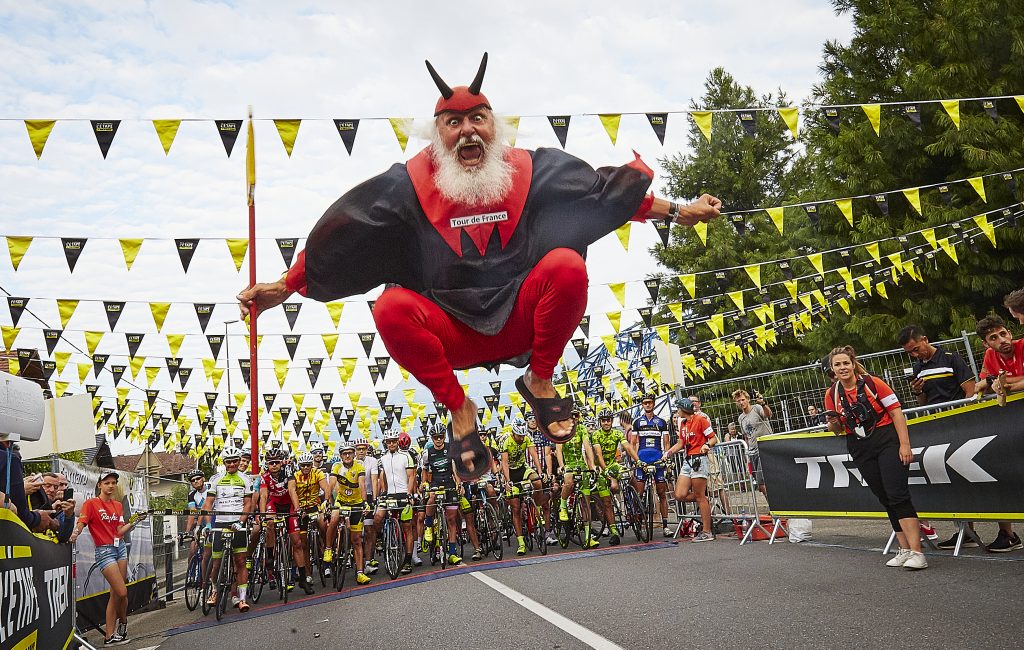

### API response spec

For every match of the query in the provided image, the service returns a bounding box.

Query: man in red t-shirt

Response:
[664,398,718,543]
[972,314,1023,553]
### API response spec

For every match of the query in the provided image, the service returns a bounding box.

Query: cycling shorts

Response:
[266,500,301,534]
[208,523,247,557]
[594,462,621,497]
[636,448,666,482]
[563,467,593,495]
[332,504,365,533]
[509,466,538,486]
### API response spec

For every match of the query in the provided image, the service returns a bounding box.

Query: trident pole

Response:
[246,107,260,473]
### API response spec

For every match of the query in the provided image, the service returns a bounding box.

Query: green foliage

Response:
[654,1,1024,380]
[150,482,188,512]
[22,450,84,476]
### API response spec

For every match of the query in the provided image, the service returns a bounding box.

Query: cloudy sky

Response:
[0,0,853,454]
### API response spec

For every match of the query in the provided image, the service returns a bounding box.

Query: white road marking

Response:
[470,571,624,650]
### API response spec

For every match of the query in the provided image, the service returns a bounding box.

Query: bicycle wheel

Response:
[480,503,502,560]
[335,528,350,591]
[215,554,232,621]
[277,529,291,604]
[574,494,593,549]
[201,569,214,616]
[522,502,534,551]
[557,495,572,549]
[249,541,265,603]
[383,519,401,580]
[643,481,655,543]
[530,501,547,556]
[623,485,649,543]
[437,513,449,568]
[184,552,202,611]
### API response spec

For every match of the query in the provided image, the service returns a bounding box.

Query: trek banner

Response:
[0,508,74,650]
[758,396,1024,520]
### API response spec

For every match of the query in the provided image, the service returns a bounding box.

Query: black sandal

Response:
[448,421,490,482]
[515,374,576,444]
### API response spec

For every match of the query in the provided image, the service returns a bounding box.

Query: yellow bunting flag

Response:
[326,302,345,329]
[84,331,104,356]
[339,358,357,386]
[389,118,413,152]
[273,359,289,389]
[876,283,888,299]
[743,264,762,289]
[399,366,410,382]
[707,313,724,337]
[798,293,812,311]
[1016,96,1024,114]
[202,358,217,381]
[145,366,160,387]
[76,363,91,383]
[599,114,621,145]
[57,299,79,329]
[806,252,824,276]
[24,120,56,159]
[606,311,621,334]
[502,116,520,146]
[777,107,799,139]
[54,381,68,398]
[837,298,851,315]
[166,334,184,358]
[887,252,903,272]
[614,222,631,251]
[348,392,362,408]
[939,238,959,264]
[766,207,784,235]
[680,274,696,299]
[861,104,881,135]
[403,389,416,406]
[690,111,712,143]
[902,188,922,215]
[226,239,248,271]
[152,120,181,154]
[7,236,31,271]
[813,289,828,309]
[692,221,708,246]
[600,335,616,356]
[55,352,71,374]
[292,394,306,412]
[784,279,798,300]
[273,119,301,157]
[967,177,987,202]
[921,228,937,250]
[835,198,854,226]
[1,326,19,350]
[940,100,960,129]
[727,291,745,313]
[322,333,338,359]
[865,241,880,263]
[119,238,143,271]
[656,325,670,345]
[130,355,145,380]
[149,302,170,333]
[973,215,996,246]
[608,282,626,308]
[667,302,683,323]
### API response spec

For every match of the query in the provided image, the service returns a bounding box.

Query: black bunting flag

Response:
[177,366,192,387]
[714,271,730,294]
[239,358,251,388]
[284,334,300,360]
[644,278,661,302]
[639,306,653,328]
[898,235,911,256]
[320,393,333,411]
[215,120,243,157]
[629,331,643,347]
[263,393,276,412]
[428,413,438,425]
[804,204,820,227]
[283,303,301,330]
[205,392,218,410]
[902,104,922,129]
[489,380,501,396]
[375,356,391,376]
[483,394,498,410]
[737,111,756,138]
[873,194,889,216]
[276,238,297,268]
[823,107,841,133]
[578,315,590,339]
[729,213,746,235]
[653,219,670,247]
[645,113,668,144]
[146,390,158,408]
[111,365,126,385]
[165,357,180,381]
[368,364,381,385]
[936,184,953,205]
[839,249,852,269]
[547,115,570,148]
[104,301,125,331]
[279,406,291,423]
[226,405,237,422]
[206,334,224,359]
[125,333,144,359]
[307,358,323,387]
[333,119,360,155]
[43,329,61,355]
[359,332,375,357]
[571,338,587,359]
[6,297,27,327]
[61,238,87,272]
[367,300,376,314]
[331,406,343,422]
[982,99,999,122]
[175,239,200,272]
[376,391,388,408]
[345,408,355,422]
[93,353,109,377]
[193,303,214,332]
[90,120,120,158]
[1002,173,1017,198]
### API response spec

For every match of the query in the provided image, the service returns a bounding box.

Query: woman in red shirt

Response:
[823,346,926,570]
[664,398,718,543]
[69,472,146,646]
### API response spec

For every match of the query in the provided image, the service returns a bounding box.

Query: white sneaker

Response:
[231,595,241,607]
[412,556,423,567]
[902,551,928,570]
[662,527,673,538]
[546,534,559,545]
[885,548,912,567]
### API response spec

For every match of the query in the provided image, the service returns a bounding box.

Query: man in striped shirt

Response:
[898,325,975,407]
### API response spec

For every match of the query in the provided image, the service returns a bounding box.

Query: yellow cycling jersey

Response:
[331,461,365,505]
[292,467,327,510]
[503,434,534,470]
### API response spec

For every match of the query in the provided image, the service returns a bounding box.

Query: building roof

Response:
[112,450,197,476]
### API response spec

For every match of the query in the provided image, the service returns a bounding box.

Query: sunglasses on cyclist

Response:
[599,417,613,421]
[267,460,282,465]
[431,434,446,440]
[299,463,313,468]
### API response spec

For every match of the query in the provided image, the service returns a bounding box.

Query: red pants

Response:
[373,248,588,412]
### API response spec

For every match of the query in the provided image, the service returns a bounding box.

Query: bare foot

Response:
[523,368,574,440]
[451,397,482,473]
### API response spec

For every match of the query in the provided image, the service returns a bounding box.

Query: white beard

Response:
[429,127,514,206]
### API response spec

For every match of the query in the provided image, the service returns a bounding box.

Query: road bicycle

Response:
[378,496,409,580]
[469,479,502,561]
[329,505,362,591]
[509,480,547,556]
[181,528,208,611]
[558,468,597,549]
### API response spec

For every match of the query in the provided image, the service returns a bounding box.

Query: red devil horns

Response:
[426,53,491,116]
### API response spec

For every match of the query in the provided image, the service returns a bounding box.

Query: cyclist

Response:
[462,427,501,560]
[258,447,300,592]
[290,452,328,593]
[591,408,631,546]
[500,419,547,555]
[402,431,427,566]
[664,397,718,542]
[421,424,470,565]
[624,393,672,537]
[354,440,381,575]
[324,442,372,585]
[309,442,327,471]
[201,446,253,613]
[367,431,417,575]
[525,411,557,543]
[184,469,208,557]
[556,409,599,548]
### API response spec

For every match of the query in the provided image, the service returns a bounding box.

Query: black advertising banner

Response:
[90,120,120,158]
[215,120,243,157]
[758,398,1024,520]
[645,113,667,144]
[0,509,74,650]
[333,118,360,155]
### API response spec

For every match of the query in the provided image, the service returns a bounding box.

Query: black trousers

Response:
[848,424,918,532]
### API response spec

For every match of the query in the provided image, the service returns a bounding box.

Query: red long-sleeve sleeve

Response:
[285,249,308,296]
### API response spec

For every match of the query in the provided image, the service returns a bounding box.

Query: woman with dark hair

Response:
[824,346,927,570]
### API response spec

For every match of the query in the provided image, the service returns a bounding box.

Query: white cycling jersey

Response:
[378,450,415,495]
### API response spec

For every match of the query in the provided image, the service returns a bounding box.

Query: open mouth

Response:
[457,142,483,164]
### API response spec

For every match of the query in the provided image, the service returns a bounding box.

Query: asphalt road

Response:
[118,523,1023,650]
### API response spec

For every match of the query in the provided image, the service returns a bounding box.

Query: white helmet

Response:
[339,441,356,452]
[296,452,315,465]
[221,446,242,461]
[309,442,325,455]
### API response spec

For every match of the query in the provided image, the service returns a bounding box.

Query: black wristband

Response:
[667,201,680,219]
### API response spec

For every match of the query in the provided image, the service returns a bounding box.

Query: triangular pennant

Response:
[151,119,181,155]
[967,177,987,202]
[571,338,588,359]
[860,104,880,136]
[547,116,570,148]
[6,297,27,328]
[283,334,300,360]
[275,238,298,269]
[126,333,144,359]
[206,334,224,359]
[606,311,621,334]
[24,120,56,159]
[667,302,683,323]
[981,99,999,122]
[273,359,289,390]
[165,356,180,381]
[692,220,708,246]
[973,215,996,247]
[326,302,345,329]
[278,302,301,331]
[1002,173,1017,198]
[902,104,922,129]
[149,302,171,333]
[835,199,854,226]
[608,282,626,307]
[614,222,631,251]
[653,219,670,247]
[737,111,756,138]
[784,279,799,300]
[307,358,323,387]
[865,242,880,263]
[176,366,192,387]
[339,358,357,386]
[644,278,661,302]
[646,113,667,144]
[902,188,922,215]
[690,111,712,143]
[501,116,520,147]
[707,314,725,337]
[873,194,889,216]
[680,274,696,299]
[84,330,103,356]
[175,239,199,272]
[938,238,959,264]
[332,119,360,155]
[129,355,145,380]
[321,333,338,359]
[638,306,653,328]
[92,353,108,378]
[727,291,745,313]
[940,99,961,129]
[6,236,31,271]
[578,315,590,338]
[743,264,762,289]
[115,238,143,271]
[807,252,824,276]
[60,238,87,272]
[778,107,799,139]
[594,113,621,146]
[43,329,62,355]
[90,120,120,158]
[226,238,248,272]
[215,120,243,157]
[273,119,301,157]
[56,299,78,329]
[358,332,375,357]
[765,207,784,235]
[163,334,183,359]
[823,107,841,133]
[111,365,126,385]
[145,366,160,388]
[921,228,938,250]
[388,117,413,152]
[52,350,71,374]
[193,303,214,332]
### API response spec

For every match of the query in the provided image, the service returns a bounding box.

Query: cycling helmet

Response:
[309,442,325,455]
[220,446,242,461]
[355,439,370,448]
[296,452,315,465]
[510,419,528,437]
[428,423,447,438]
[398,431,412,450]
[383,430,400,441]
[598,408,614,419]
[584,416,598,429]
[186,469,205,481]
[674,397,695,413]
[642,392,657,402]
[339,441,356,453]
[264,448,288,462]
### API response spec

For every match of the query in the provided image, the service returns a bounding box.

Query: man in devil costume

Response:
[238,54,721,481]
